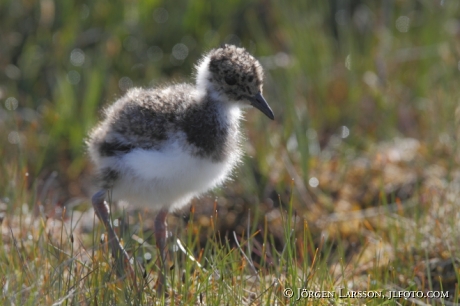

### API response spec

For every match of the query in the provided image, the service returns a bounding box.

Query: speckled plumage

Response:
[87,44,273,211]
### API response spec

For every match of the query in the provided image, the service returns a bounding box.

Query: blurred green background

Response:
[1,0,460,214]
[3,1,460,302]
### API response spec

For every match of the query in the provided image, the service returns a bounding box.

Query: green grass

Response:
[2,0,460,304]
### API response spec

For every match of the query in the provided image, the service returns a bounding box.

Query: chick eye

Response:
[225,75,237,86]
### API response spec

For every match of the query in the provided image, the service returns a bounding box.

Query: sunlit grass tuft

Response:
[2,0,460,305]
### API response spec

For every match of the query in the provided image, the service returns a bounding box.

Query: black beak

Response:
[249,92,274,120]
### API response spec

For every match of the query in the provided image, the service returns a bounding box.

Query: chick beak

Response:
[249,92,274,120]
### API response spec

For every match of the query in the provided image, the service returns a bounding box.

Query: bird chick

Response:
[87,44,274,292]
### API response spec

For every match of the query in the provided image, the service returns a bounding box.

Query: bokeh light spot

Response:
[5,97,18,110]
[119,76,133,91]
[8,131,20,144]
[287,134,298,152]
[153,8,168,23]
[309,177,319,188]
[70,48,85,66]
[67,70,81,84]
[341,126,350,138]
[172,43,189,60]
[396,16,410,33]
[274,52,290,67]
[345,54,352,70]
[5,64,21,80]
[363,71,379,88]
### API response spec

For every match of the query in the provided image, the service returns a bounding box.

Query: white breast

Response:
[109,138,241,211]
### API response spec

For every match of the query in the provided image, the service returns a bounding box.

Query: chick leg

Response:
[92,190,135,279]
[154,209,169,294]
